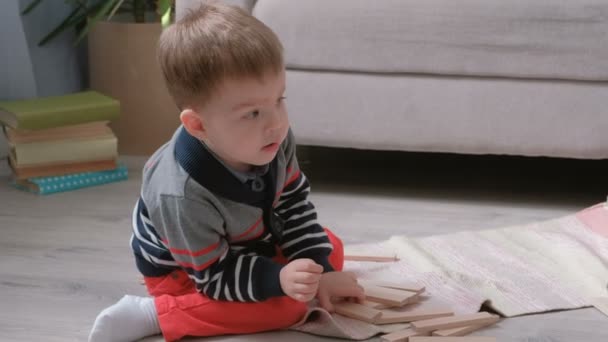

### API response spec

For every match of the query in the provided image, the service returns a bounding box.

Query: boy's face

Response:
[194,69,289,172]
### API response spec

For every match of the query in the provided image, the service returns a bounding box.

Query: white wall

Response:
[1,0,86,159]
[0,1,35,160]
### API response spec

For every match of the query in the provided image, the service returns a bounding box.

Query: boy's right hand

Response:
[280,258,323,302]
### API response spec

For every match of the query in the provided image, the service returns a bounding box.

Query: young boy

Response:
[88,3,364,342]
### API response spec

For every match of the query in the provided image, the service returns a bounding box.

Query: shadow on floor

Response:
[298,146,608,207]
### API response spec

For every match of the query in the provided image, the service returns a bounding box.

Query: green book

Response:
[10,134,118,167]
[0,91,120,130]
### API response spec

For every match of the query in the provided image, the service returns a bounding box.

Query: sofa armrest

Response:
[176,0,257,21]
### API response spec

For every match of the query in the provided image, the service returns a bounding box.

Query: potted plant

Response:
[23,0,180,155]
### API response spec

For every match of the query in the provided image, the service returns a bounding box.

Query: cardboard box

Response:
[89,20,180,155]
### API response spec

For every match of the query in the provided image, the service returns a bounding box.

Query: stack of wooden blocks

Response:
[333,279,500,342]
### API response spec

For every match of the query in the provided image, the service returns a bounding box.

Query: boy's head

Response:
[158,2,289,172]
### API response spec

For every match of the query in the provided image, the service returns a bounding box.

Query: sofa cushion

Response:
[285,70,608,159]
[254,0,608,81]
[177,0,257,20]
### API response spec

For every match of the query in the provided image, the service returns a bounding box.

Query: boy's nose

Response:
[266,110,286,131]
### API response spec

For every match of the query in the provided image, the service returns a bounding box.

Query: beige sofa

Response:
[177,0,608,159]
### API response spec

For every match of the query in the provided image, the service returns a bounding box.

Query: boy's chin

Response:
[250,159,273,167]
[250,154,277,166]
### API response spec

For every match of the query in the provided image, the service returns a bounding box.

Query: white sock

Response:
[88,295,160,342]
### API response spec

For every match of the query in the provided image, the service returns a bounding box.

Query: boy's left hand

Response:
[316,271,365,312]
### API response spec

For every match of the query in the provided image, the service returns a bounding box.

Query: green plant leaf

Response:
[161,10,171,27]
[157,0,171,15]
[21,0,44,15]
[74,0,121,44]
[64,0,88,11]
[107,0,126,21]
[37,6,84,46]
[157,0,173,28]
[161,8,171,26]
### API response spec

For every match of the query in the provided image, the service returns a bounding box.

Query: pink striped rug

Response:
[291,202,608,339]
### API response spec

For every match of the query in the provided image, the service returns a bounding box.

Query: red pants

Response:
[144,229,344,341]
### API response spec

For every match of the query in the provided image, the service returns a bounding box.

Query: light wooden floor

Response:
[1,148,607,342]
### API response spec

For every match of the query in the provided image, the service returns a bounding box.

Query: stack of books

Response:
[0,91,128,194]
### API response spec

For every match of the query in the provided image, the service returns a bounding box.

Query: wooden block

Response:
[591,297,608,317]
[360,279,426,294]
[364,284,420,306]
[410,337,496,342]
[344,255,399,262]
[376,308,454,324]
[432,315,500,336]
[411,312,498,332]
[366,291,422,307]
[403,293,423,305]
[334,302,382,323]
[381,328,429,342]
[361,300,391,310]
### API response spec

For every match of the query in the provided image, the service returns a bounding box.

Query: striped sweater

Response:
[130,127,333,302]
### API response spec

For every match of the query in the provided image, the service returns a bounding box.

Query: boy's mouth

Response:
[262,142,279,152]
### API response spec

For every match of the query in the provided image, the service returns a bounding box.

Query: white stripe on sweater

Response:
[286,209,316,222]
[203,271,223,293]
[288,243,334,259]
[138,246,178,266]
[208,270,223,283]
[283,220,319,236]
[219,248,229,262]
[281,232,328,250]
[139,212,159,245]
[277,200,308,214]
[280,177,307,197]
[132,205,164,251]
[234,256,245,301]
[213,272,223,299]
[224,283,233,301]
[248,256,259,302]
[278,187,310,207]
[188,269,210,284]
[139,245,153,263]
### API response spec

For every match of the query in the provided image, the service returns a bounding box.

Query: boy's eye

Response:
[278,96,286,104]
[246,110,260,119]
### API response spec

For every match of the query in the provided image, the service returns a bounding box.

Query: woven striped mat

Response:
[345,202,608,317]
[291,202,608,340]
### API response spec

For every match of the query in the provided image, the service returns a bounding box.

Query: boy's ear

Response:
[180,108,207,140]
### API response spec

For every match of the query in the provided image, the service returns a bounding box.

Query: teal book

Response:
[12,164,128,195]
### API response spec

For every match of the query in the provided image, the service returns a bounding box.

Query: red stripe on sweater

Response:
[250,225,266,240]
[169,241,220,257]
[233,217,263,241]
[283,170,301,189]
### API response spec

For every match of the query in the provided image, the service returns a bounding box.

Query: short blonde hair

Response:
[158,2,284,110]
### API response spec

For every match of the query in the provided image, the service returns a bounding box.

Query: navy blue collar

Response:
[174,127,277,208]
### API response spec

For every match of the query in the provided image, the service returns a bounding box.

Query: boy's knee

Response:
[265,297,308,329]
